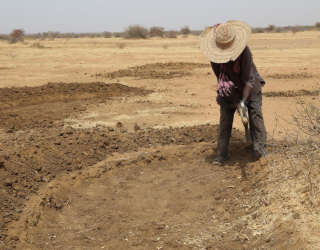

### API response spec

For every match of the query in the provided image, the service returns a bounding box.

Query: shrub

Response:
[266,25,276,32]
[9,29,24,43]
[47,31,60,40]
[166,30,178,38]
[103,31,112,38]
[293,104,320,136]
[0,34,9,41]
[291,26,299,34]
[124,25,148,39]
[252,27,265,33]
[149,26,164,37]
[113,32,124,38]
[274,27,282,33]
[180,26,191,35]
[315,22,320,29]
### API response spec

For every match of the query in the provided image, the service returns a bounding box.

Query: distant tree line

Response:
[1,23,319,43]
[0,26,196,42]
[252,23,320,33]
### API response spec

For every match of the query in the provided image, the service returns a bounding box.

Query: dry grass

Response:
[30,42,46,49]
[115,42,126,49]
[293,103,320,136]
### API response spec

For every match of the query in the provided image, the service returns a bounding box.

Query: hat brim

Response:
[200,21,251,63]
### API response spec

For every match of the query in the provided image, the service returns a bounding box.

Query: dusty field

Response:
[0,32,320,249]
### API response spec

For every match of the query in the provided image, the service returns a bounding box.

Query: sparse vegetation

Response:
[252,27,265,33]
[124,25,149,39]
[149,26,165,37]
[113,32,124,38]
[44,31,60,40]
[293,104,320,136]
[180,26,191,36]
[0,34,9,41]
[162,44,169,49]
[166,30,178,38]
[266,24,276,32]
[252,24,317,33]
[9,29,24,43]
[5,23,318,41]
[116,42,126,49]
[103,31,112,38]
[30,42,45,49]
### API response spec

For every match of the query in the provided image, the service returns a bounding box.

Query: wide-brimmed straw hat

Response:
[200,20,251,63]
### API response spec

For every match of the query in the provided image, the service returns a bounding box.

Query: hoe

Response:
[237,101,251,143]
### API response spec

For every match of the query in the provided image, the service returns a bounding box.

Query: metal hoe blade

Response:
[237,104,251,143]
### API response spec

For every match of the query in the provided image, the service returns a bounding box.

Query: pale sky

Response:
[1,0,320,34]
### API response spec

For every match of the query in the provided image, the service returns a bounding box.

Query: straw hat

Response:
[200,20,251,63]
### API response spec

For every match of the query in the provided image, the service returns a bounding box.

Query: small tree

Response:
[315,22,320,29]
[124,25,148,39]
[103,31,112,38]
[9,29,24,43]
[266,25,276,32]
[291,26,300,34]
[180,26,191,35]
[149,26,164,37]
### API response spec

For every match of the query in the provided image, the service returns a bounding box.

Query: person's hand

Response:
[239,100,246,109]
[237,100,248,125]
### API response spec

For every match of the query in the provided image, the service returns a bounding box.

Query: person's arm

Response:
[242,84,251,102]
[210,61,220,80]
[240,47,254,103]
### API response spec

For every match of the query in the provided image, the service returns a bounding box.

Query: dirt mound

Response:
[1,117,239,249]
[9,136,318,250]
[263,89,320,97]
[10,142,270,250]
[267,72,313,79]
[0,67,11,71]
[94,62,209,80]
[0,82,151,131]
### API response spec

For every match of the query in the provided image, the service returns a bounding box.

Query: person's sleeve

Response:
[210,62,220,80]
[240,47,255,88]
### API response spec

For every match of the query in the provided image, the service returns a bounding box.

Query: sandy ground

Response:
[1,32,320,136]
[0,32,320,249]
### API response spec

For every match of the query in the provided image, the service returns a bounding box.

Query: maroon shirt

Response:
[210,46,265,104]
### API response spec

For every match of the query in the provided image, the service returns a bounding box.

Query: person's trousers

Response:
[216,91,267,158]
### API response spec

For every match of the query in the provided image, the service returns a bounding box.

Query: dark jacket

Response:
[210,46,265,105]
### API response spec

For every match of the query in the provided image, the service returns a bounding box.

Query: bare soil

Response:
[1,33,320,249]
[0,82,151,131]
[263,89,320,97]
[266,72,313,79]
[0,82,242,249]
[94,62,209,80]
[1,81,319,250]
